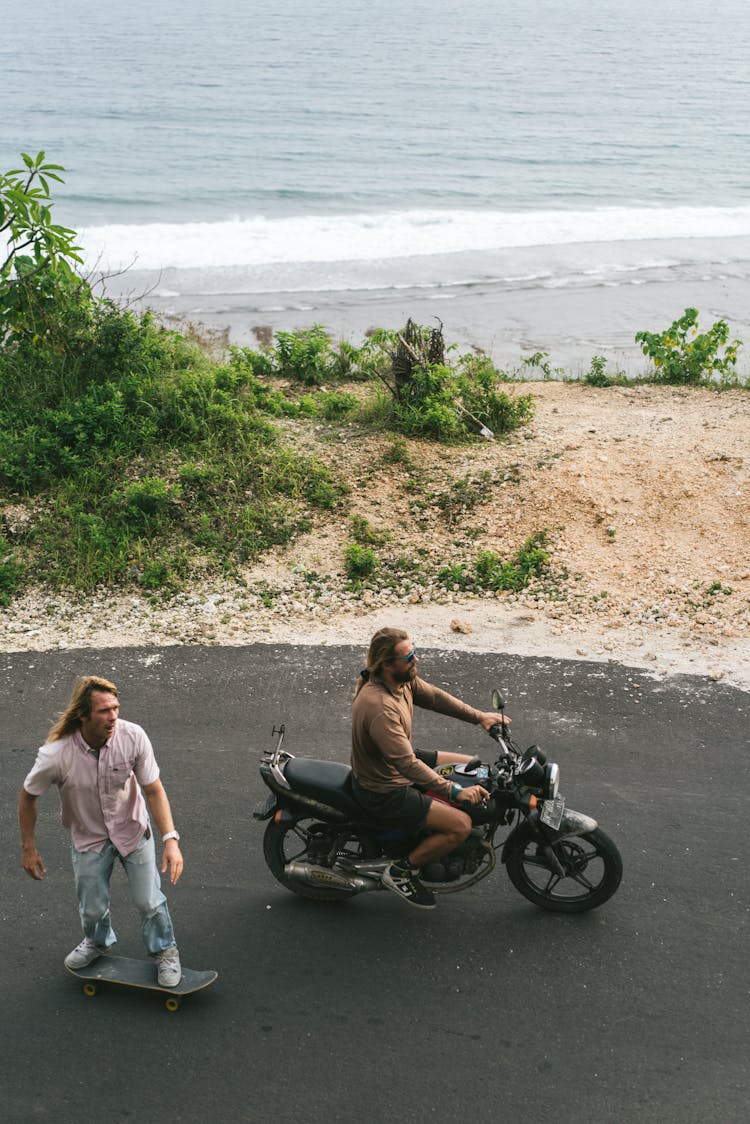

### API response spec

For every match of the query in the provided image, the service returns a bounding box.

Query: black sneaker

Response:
[382,862,436,909]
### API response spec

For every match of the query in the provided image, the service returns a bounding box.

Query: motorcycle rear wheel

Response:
[505,827,622,912]
[263,817,376,901]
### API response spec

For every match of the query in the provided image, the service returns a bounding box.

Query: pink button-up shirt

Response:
[23,719,160,854]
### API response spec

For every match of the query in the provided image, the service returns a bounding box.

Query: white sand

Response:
[115,272,750,379]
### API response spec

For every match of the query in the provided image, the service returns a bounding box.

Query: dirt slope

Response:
[2,383,748,686]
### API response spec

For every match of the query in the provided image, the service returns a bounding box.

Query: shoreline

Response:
[106,271,750,378]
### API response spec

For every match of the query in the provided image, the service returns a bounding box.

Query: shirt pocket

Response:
[105,759,136,794]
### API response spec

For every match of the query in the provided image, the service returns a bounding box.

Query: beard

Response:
[392,663,417,686]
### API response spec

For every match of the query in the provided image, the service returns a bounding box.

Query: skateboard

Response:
[66,953,218,1012]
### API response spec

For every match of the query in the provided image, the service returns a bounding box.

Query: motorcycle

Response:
[254,691,623,913]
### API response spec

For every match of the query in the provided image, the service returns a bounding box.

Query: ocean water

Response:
[2,0,750,327]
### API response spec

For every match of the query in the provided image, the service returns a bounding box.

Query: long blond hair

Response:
[47,675,119,742]
[354,627,409,697]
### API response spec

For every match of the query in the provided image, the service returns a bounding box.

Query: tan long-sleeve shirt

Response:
[351,675,483,799]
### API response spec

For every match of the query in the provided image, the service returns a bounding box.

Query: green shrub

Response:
[437,562,470,589]
[0,158,353,599]
[583,355,626,387]
[297,389,358,420]
[381,334,534,441]
[1,151,84,345]
[350,514,389,546]
[635,308,742,385]
[345,542,378,580]
[229,322,536,440]
[315,390,358,420]
[249,326,378,386]
[437,532,549,593]
[272,326,334,385]
[230,331,381,396]
[0,297,345,593]
[138,549,189,592]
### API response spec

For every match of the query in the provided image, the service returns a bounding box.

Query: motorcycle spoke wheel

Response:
[263,817,374,901]
[505,828,622,913]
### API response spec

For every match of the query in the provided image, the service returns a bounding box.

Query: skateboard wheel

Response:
[83,983,97,998]
[165,996,181,1012]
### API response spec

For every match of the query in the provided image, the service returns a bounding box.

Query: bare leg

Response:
[407,800,472,868]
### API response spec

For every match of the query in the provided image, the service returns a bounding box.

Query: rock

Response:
[450,619,473,634]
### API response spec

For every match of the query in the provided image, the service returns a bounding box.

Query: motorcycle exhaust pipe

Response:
[284,861,382,893]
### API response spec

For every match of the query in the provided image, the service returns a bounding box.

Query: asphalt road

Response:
[1,644,748,1123]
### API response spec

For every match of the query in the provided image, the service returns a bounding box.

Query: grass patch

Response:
[344,542,379,582]
[437,532,550,593]
[0,301,346,595]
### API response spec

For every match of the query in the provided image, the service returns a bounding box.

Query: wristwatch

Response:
[162,830,180,843]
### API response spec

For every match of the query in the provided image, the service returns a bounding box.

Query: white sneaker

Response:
[155,946,181,987]
[64,937,105,969]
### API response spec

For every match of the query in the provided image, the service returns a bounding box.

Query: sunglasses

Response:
[393,648,417,664]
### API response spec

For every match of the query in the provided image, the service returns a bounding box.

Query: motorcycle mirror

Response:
[492,689,505,711]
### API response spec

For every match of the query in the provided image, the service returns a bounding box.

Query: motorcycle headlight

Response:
[517,757,547,790]
[517,758,560,800]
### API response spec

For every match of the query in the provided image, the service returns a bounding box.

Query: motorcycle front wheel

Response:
[505,827,622,912]
[263,816,376,902]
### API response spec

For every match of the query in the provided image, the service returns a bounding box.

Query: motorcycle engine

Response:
[421,835,486,883]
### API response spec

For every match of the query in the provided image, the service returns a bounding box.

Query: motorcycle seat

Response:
[284,758,359,814]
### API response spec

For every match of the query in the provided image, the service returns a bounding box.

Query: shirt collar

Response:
[74,728,112,756]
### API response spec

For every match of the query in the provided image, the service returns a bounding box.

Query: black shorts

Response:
[351,777,432,831]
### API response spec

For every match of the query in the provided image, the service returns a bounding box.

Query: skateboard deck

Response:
[67,953,218,1011]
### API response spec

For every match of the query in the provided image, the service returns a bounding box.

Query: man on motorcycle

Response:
[351,627,506,909]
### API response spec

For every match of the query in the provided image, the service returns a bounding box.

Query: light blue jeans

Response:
[71,830,176,956]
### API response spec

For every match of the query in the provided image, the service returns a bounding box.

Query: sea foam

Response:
[79,204,750,274]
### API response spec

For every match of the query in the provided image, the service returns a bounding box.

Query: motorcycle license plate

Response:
[540,796,565,830]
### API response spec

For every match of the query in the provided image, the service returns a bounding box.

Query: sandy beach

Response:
[108,269,750,380]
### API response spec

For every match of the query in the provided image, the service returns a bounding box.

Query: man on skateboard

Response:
[18,675,184,988]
